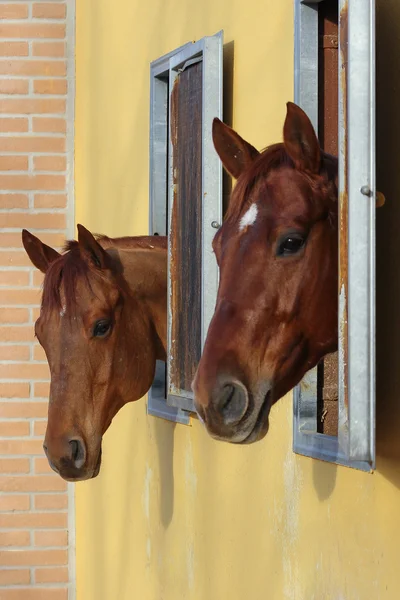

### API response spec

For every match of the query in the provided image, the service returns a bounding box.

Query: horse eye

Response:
[277,234,306,257]
[93,319,111,338]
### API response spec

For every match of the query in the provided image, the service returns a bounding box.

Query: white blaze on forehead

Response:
[239,203,258,232]
[59,304,66,318]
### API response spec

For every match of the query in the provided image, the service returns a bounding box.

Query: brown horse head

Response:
[193,102,338,443]
[23,225,167,480]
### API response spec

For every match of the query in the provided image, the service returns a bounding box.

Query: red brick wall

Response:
[0,2,74,598]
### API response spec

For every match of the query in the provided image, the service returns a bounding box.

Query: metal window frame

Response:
[147,45,193,425]
[166,31,223,413]
[293,0,375,471]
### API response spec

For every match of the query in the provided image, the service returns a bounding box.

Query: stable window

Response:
[148,32,223,422]
[293,0,376,470]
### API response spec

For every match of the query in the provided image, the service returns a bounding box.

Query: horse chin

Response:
[237,391,272,444]
[91,446,102,478]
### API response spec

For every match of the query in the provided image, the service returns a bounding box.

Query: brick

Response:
[34,566,68,583]
[0,402,48,419]
[33,156,66,172]
[0,326,35,342]
[0,382,30,398]
[0,79,29,95]
[0,289,40,306]
[0,59,66,77]
[0,308,29,324]
[0,549,67,567]
[0,271,30,287]
[0,232,65,248]
[0,530,30,547]
[1,212,65,229]
[34,79,67,95]
[0,23,65,39]
[33,422,47,438]
[0,494,30,511]
[0,512,67,529]
[0,421,30,437]
[0,253,32,272]
[34,530,67,547]
[0,97,66,113]
[32,41,65,58]
[0,568,30,585]
[0,42,29,57]
[0,345,30,361]
[34,193,67,208]
[33,419,46,442]
[0,137,65,153]
[33,271,44,290]
[33,344,46,362]
[0,439,43,455]
[0,590,67,600]
[33,3,67,19]
[0,193,28,208]
[34,381,49,398]
[0,252,33,267]
[0,476,66,493]
[33,271,44,288]
[0,363,49,380]
[0,458,30,473]
[32,117,66,133]
[0,175,66,191]
[0,117,28,133]
[0,193,29,208]
[34,456,52,475]
[0,157,28,171]
[34,494,67,511]
[0,4,29,19]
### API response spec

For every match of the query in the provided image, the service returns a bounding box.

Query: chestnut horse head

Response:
[193,102,338,443]
[23,225,167,480]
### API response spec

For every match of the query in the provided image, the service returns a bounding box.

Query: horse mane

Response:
[95,234,167,250]
[40,234,167,320]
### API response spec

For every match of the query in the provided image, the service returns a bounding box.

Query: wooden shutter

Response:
[317,0,339,436]
[167,33,223,412]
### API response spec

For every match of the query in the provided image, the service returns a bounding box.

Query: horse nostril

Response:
[218,381,248,425]
[68,438,86,470]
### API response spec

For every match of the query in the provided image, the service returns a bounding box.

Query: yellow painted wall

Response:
[75,0,400,598]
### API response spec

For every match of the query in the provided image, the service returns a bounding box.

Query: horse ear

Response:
[77,224,109,270]
[212,118,259,179]
[283,102,320,174]
[22,229,60,273]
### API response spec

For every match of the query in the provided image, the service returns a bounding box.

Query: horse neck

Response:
[109,242,167,361]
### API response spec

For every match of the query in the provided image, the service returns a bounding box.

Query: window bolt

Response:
[360,185,372,197]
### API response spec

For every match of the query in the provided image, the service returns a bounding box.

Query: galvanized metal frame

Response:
[338,0,375,464]
[293,0,375,471]
[147,46,192,424]
[166,31,223,413]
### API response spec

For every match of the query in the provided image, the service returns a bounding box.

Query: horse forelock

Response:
[224,143,337,226]
[40,234,166,322]
[41,245,92,321]
[225,143,294,222]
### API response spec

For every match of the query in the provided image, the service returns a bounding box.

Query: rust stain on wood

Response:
[169,62,203,396]
[317,0,339,435]
[339,0,349,410]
